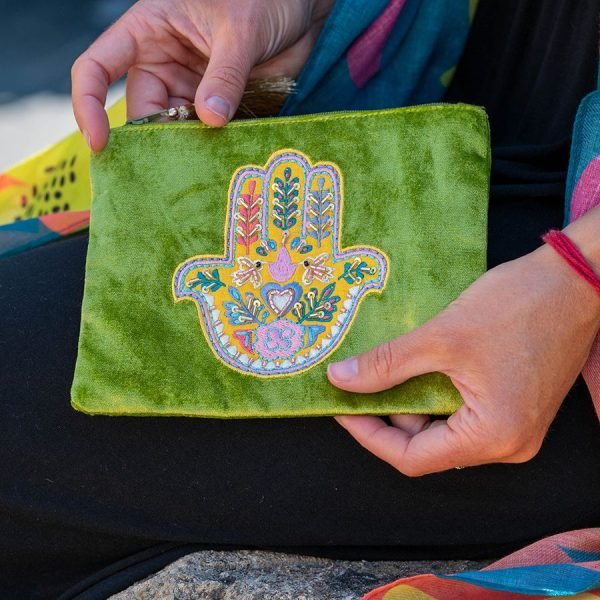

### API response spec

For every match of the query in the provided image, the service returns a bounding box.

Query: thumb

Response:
[327,326,441,393]
[195,32,255,127]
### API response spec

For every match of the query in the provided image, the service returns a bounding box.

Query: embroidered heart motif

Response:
[261,282,302,317]
[269,289,293,314]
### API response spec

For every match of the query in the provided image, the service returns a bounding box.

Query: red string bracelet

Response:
[542,229,600,296]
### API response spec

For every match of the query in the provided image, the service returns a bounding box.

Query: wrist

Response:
[563,203,600,272]
[534,231,600,330]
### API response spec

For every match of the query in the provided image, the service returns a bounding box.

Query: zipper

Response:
[124,102,467,127]
[126,103,197,125]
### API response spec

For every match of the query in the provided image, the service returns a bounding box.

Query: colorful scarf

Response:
[365,528,600,599]
[566,63,600,421]
[0,100,125,258]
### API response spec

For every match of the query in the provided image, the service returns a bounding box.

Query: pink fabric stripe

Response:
[347,0,408,89]
[484,528,600,569]
[570,156,600,222]
[39,210,90,235]
[569,156,600,418]
[583,333,600,418]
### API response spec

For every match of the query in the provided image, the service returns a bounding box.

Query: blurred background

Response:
[0,0,134,170]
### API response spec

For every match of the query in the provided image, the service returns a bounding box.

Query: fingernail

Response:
[328,358,358,382]
[83,129,92,149]
[205,96,231,120]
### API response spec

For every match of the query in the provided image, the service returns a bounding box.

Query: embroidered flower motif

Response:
[173,149,389,377]
[254,319,304,361]
[231,256,263,288]
[301,252,334,285]
[267,240,297,282]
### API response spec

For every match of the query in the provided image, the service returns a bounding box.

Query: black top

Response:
[445,0,599,267]
[447,0,599,147]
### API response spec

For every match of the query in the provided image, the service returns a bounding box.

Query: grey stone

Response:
[111,550,488,600]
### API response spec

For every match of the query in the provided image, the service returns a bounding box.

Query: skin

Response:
[71,0,334,151]
[328,205,600,476]
[72,0,600,477]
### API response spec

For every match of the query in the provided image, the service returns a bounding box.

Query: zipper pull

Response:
[126,103,197,125]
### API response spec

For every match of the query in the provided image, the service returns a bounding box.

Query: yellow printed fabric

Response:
[0,98,126,225]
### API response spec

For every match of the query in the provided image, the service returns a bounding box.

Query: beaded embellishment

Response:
[173,150,389,377]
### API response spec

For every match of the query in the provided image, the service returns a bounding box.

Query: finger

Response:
[389,414,431,435]
[194,29,256,127]
[127,62,202,118]
[72,22,136,151]
[335,414,411,458]
[160,62,203,100]
[126,67,169,120]
[168,97,194,108]
[327,326,441,393]
[336,412,483,476]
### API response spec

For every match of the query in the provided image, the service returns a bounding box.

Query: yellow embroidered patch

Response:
[173,149,389,377]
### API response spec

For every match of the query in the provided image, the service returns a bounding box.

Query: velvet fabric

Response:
[71,104,490,417]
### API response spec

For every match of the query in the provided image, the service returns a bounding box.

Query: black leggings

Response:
[1,189,600,599]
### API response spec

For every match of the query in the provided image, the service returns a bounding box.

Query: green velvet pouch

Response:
[71,104,490,418]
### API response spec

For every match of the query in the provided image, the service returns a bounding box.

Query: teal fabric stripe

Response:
[441,563,600,596]
[281,0,472,116]
[558,545,600,563]
[564,52,600,224]
[0,217,59,259]
[281,0,390,114]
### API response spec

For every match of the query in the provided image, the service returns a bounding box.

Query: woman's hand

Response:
[328,215,600,476]
[72,0,334,150]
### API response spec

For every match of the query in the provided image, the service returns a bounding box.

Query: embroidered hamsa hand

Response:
[173,150,389,377]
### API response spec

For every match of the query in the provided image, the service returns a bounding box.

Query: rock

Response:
[110,550,488,599]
